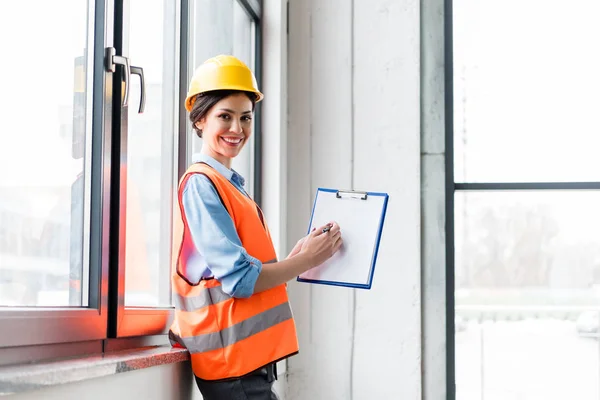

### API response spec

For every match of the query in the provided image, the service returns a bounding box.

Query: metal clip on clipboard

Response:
[335,189,368,200]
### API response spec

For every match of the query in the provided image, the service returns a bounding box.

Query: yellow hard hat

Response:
[185,55,263,112]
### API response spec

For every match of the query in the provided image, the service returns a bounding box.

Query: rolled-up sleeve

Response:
[181,174,262,298]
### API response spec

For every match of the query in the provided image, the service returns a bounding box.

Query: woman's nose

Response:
[231,119,243,134]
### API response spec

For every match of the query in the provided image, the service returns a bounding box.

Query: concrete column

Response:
[421,0,448,398]
[286,0,422,398]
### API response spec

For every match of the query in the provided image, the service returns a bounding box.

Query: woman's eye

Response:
[242,116,252,122]
[219,114,231,120]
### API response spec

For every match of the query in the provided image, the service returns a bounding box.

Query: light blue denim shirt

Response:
[180,153,262,298]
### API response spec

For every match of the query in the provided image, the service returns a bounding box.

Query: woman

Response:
[169,55,343,400]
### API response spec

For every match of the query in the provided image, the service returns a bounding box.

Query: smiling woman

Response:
[169,55,343,399]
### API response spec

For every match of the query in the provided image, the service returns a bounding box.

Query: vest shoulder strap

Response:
[179,162,218,186]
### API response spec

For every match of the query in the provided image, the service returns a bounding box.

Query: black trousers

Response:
[195,363,279,400]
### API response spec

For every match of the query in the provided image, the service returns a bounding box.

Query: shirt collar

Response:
[192,153,245,186]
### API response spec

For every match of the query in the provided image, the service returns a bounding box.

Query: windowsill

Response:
[0,346,190,396]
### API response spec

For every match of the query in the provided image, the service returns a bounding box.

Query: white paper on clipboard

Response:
[297,188,388,289]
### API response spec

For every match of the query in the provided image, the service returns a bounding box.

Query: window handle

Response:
[105,47,145,113]
[105,47,130,108]
[130,66,146,114]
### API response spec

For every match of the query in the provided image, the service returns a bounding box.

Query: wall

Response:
[420,0,448,398]
[261,0,291,394]
[10,362,202,400]
[286,0,422,399]
[8,361,289,400]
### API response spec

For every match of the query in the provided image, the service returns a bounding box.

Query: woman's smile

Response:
[221,136,244,146]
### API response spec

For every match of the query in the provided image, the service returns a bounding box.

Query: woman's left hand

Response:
[286,232,312,259]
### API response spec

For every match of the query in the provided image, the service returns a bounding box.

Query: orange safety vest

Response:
[169,162,299,380]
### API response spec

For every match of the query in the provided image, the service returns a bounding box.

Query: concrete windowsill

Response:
[0,346,190,396]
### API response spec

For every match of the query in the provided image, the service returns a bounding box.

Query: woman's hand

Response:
[253,222,343,294]
[287,235,309,259]
[299,222,343,268]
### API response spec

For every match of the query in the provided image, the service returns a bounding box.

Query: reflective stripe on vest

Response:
[173,285,231,312]
[173,258,277,312]
[173,302,293,354]
[169,163,299,380]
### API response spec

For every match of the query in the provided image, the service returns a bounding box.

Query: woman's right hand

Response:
[299,222,343,268]
[253,222,343,294]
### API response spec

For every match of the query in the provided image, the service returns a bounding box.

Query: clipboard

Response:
[296,188,389,290]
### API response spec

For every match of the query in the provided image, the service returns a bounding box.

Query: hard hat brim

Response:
[185,87,264,112]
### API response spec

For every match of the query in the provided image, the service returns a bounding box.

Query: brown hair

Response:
[189,90,258,138]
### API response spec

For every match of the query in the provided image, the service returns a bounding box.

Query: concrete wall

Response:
[8,362,289,400]
[286,0,422,398]
[10,363,202,400]
[261,0,291,392]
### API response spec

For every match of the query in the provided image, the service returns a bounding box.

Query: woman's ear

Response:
[194,120,204,131]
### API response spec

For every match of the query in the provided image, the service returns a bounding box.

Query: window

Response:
[0,2,93,308]
[124,0,178,309]
[449,1,600,399]
[188,0,262,199]
[0,0,107,352]
[0,0,263,363]
[109,0,181,337]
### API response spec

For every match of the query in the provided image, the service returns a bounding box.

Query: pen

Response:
[322,225,332,233]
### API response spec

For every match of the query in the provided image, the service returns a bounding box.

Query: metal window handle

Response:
[130,66,145,114]
[105,47,130,107]
[105,47,145,113]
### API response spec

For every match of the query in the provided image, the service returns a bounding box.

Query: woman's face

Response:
[195,93,254,168]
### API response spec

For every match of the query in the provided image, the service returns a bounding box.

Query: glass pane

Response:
[190,0,257,195]
[0,1,93,307]
[125,0,178,307]
[455,191,600,399]
[231,1,256,197]
[453,1,600,182]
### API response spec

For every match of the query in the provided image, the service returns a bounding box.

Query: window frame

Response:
[238,0,261,20]
[445,0,600,398]
[246,0,264,207]
[0,0,114,358]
